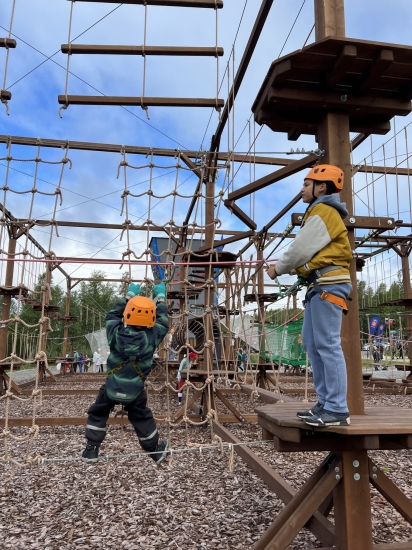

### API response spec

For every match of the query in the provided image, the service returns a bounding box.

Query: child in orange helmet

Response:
[81,282,169,465]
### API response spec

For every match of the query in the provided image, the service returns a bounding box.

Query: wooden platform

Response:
[256,402,412,451]
[252,36,412,140]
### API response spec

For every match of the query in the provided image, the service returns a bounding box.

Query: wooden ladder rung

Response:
[58,95,224,109]
[71,0,224,8]
[61,44,224,56]
[0,38,16,48]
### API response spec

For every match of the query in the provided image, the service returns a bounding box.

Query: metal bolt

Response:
[354,473,361,481]
[387,220,393,225]
[341,95,348,102]
[335,467,340,472]
[349,217,356,224]
[372,466,378,472]
[336,474,341,480]
[372,474,377,479]
[297,216,303,222]
[353,460,360,468]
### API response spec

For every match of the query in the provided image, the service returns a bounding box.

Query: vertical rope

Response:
[393,118,400,221]
[214,0,221,120]
[140,1,150,119]
[58,0,74,117]
[405,127,412,226]
[1,0,17,114]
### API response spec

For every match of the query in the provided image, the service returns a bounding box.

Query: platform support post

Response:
[400,245,412,364]
[333,450,373,550]
[0,230,16,360]
[315,0,365,417]
[315,1,373,548]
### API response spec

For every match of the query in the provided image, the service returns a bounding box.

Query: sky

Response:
[1,0,412,309]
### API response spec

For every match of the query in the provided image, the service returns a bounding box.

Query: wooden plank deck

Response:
[256,403,412,451]
[256,403,412,436]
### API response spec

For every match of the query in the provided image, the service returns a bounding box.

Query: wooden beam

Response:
[358,49,394,94]
[369,459,412,525]
[0,39,16,48]
[58,95,224,109]
[179,152,202,179]
[0,134,295,166]
[291,213,395,230]
[356,165,412,177]
[212,0,274,149]
[258,192,301,237]
[227,155,317,201]
[351,133,368,150]
[252,456,341,550]
[268,87,411,117]
[326,44,358,88]
[61,44,224,56]
[241,383,296,404]
[212,422,336,547]
[197,230,255,253]
[71,0,223,7]
[224,200,257,230]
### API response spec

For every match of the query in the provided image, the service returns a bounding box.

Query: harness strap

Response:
[107,360,146,381]
[318,289,348,314]
[304,279,349,314]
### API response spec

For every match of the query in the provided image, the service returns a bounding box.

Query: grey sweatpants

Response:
[85,385,159,452]
[301,283,352,414]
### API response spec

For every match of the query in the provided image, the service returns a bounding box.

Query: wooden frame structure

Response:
[2,1,412,549]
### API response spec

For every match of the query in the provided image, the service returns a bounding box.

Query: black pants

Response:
[85,384,159,452]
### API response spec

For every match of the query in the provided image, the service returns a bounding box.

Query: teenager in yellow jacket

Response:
[267,164,353,427]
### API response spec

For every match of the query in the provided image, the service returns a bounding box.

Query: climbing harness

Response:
[302,266,351,314]
[107,359,146,383]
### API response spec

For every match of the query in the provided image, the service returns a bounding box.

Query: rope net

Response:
[1,110,412,468]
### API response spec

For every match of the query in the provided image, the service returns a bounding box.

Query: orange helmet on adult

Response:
[305,164,344,192]
[123,296,156,328]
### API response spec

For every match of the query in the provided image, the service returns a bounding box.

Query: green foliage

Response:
[263,307,304,326]
[358,272,405,339]
[12,270,126,359]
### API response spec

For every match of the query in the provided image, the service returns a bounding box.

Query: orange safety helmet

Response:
[123,296,156,328]
[305,164,344,192]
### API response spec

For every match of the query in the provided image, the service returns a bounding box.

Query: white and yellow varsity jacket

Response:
[274,195,352,285]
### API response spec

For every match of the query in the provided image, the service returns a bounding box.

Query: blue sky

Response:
[1,0,412,305]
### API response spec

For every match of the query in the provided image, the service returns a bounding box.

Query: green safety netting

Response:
[259,318,308,367]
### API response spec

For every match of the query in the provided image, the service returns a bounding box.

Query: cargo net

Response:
[263,319,307,368]
[84,328,110,368]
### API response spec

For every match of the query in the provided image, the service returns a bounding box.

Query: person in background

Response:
[73,349,79,373]
[93,349,101,373]
[177,352,198,405]
[84,354,90,373]
[78,352,84,373]
[81,282,169,465]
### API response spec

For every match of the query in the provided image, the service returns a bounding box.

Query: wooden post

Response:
[224,270,232,364]
[0,232,16,360]
[314,2,373,549]
[202,152,218,415]
[400,246,412,364]
[62,279,71,358]
[256,247,268,388]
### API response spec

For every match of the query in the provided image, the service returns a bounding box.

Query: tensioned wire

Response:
[0,439,276,467]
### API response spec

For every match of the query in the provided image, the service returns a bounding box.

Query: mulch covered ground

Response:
[0,375,411,549]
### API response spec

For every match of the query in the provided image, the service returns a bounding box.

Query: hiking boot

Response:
[296,402,324,419]
[81,444,99,463]
[150,439,169,466]
[304,409,350,428]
